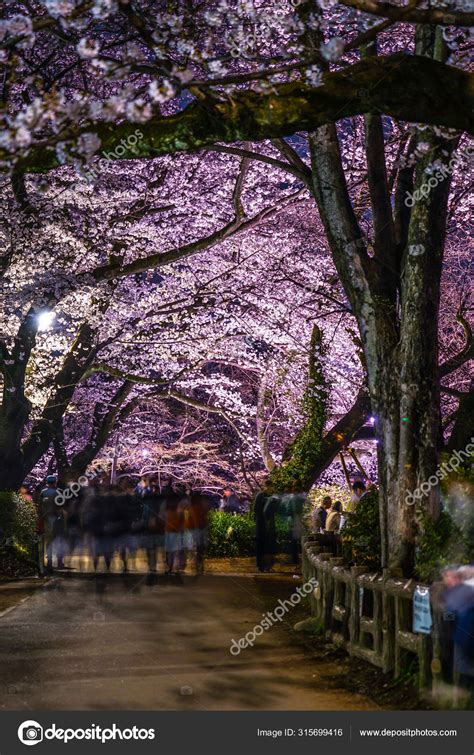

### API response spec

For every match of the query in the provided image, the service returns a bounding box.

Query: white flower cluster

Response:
[42,0,76,18]
[320,36,345,62]
[76,38,101,59]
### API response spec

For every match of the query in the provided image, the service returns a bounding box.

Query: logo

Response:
[18,721,43,746]
[18,721,155,745]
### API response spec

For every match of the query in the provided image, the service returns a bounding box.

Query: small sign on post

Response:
[413,585,432,634]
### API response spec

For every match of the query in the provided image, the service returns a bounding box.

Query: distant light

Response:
[141,449,149,458]
[402,417,409,423]
[37,311,56,331]
[369,416,375,425]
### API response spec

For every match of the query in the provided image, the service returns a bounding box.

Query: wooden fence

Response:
[302,535,442,688]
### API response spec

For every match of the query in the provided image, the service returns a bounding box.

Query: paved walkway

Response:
[0,573,387,711]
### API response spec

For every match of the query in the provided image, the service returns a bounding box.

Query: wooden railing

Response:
[302,536,436,687]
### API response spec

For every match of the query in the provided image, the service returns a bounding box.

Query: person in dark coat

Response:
[39,475,66,572]
[220,488,241,513]
[312,496,332,533]
[286,490,306,565]
[142,483,166,582]
[254,487,279,572]
[441,566,474,702]
[188,491,210,575]
[254,490,268,572]
[83,483,112,572]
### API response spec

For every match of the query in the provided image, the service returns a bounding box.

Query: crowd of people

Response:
[27,472,474,701]
[311,480,371,535]
[308,481,372,556]
[37,474,212,582]
[31,474,374,576]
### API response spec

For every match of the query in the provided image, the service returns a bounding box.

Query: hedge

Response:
[206,511,292,558]
[0,492,38,578]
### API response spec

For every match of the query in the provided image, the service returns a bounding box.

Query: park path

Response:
[0,573,386,711]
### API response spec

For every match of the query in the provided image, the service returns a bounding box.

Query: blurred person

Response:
[444,567,474,702]
[119,477,143,569]
[188,490,210,575]
[19,484,34,503]
[84,482,112,573]
[263,494,280,571]
[39,475,66,573]
[312,496,332,533]
[180,487,194,571]
[219,487,241,514]
[325,501,344,533]
[135,476,152,498]
[79,479,96,566]
[255,492,279,573]
[65,486,83,562]
[103,484,133,573]
[437,566,464,684]
[142,481,166,583]
[119,476,136,497]
[254,489,268,572]
[347,480,366,513]
[165,485,185,576]
[285,487,306,565]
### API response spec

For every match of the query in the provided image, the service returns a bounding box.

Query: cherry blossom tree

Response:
[0,0,472,574]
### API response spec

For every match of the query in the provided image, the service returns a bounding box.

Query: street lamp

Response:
[37,310,56,331]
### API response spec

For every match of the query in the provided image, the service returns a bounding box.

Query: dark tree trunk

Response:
[305,27,455,574]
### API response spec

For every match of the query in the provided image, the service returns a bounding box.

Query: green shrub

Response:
[415,455,474,581]
[0,491,38,577]
[442,456,474,563]
[414,509,461,583]
[206,511,291,558]
[341,489,381,570]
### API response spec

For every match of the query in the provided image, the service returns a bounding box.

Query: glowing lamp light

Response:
[369,416,375,425]
[141,449,149,458]
[37,311,56,331]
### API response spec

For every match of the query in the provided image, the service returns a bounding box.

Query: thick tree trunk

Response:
[0,307,39,489]
[0,286,116,490]
[307,28,453,572]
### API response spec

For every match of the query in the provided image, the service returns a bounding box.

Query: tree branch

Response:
[446,383,474,452]
[209,144,311,187]
[439,313,473,377]
[362,40,397,302]
[14,55,474,175]
[68,380,134,473]
[81,363,170,385]
[167,390,247,442]
[339,0,474,27]
[87,188,304,281]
